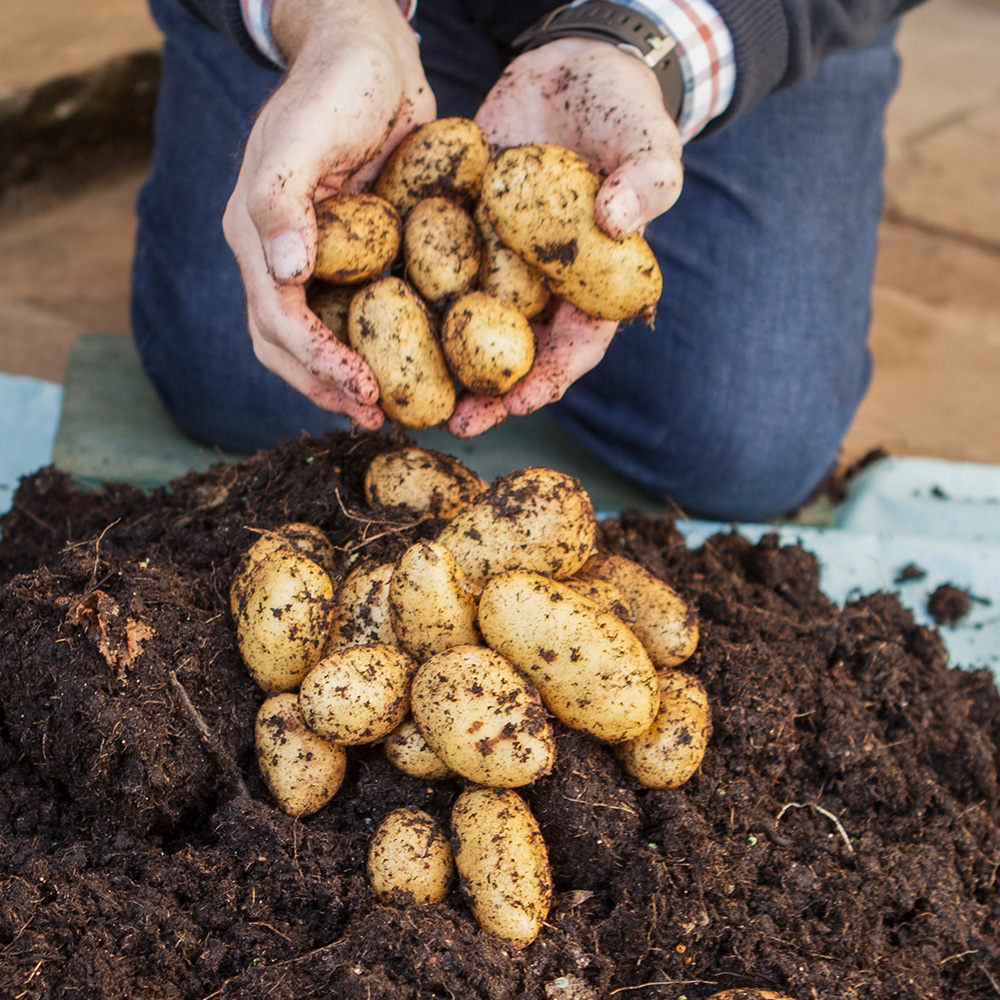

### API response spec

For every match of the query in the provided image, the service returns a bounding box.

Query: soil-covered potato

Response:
[306,282,354,344]
[327,559,399,652]
[474,200,549,318]
[313,193,402,284]
[411,645,555,787]
[364,446,487,518]
[403,197,480,305]
[451,787,553,948]
[384,716,458,780]
[374,117,490,218]
[367,808,455,905]
[440,291,535,396]
[481,143,661,322]
[348,276,456,428]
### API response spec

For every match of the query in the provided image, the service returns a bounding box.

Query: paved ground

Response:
[1,0,998,468]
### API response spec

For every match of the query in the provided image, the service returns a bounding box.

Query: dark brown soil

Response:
[1,431,998,1000]
[927,583,975,626]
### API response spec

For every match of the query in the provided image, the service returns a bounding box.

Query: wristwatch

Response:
[512,2,684,123]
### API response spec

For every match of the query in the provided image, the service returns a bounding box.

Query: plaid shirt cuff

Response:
[597,0,736,142]
[240,0,419,70]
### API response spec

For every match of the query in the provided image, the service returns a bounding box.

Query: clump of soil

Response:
[927,583,975,626]
[1,431,998,1000]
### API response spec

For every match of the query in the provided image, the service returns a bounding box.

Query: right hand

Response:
[222,0,435,429]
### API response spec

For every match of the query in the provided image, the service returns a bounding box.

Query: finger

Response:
[503,303,617,415]
[595,149,683,238]
[447,393,509,438]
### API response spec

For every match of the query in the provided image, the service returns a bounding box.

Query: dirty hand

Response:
[448,38,683,438]
[222,0,435,430]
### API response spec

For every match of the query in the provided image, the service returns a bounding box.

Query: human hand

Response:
[448,38,682,438]
[222,0,435,430]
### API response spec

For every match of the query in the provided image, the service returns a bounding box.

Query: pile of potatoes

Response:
[231,448,707,949]
[307,118,663,429]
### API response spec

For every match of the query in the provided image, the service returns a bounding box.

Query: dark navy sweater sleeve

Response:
[175,0,279,68]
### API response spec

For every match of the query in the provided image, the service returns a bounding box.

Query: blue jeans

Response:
[133,0,900,521]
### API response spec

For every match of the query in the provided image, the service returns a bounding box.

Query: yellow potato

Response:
[307,282,354,345]
[440,291,535,396]
[384,717,457,780]
[234,548,335,693]
[411,645,554,787]
[374,117,490,218]
[255,693,346,817]
[451,787,552,948]
[480,143,662,322]
[403,197,480,305]
[435,467,596,587]
[367,808,455,905]
[314,193,401,283]
[327,560,398,652]
[298,643,416,745]
[348,276,456,428]
[576,553,698,668]
[615,670,711,789]
[707,992,798,1000]
[389,541,480,661]
[559,577,633,623]
[474,200,549,319]
[478,571,659,743]
[230,522,338,620]
[364,447,487,518]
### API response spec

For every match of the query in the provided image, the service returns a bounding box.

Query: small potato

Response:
[478,571,659,743]
[404,197,480,305]
[384,717,457,780]
[411,646,554,788]
[299,643,417,745]
[374,117,490,218]
[255,693,347,818]
[234,549,335,693]
[368,808,454,905]
[314,193,401,283]
[707,992,798,1000]
[364,447,487,518]
[436,467,596,587]
[474,200,549,319]
[576,554,698,668]
[348,276,456,429]
[327,560,398,651]
[615,670,711,789]
[451,787,552,948]
[307,282,354,344]
[230,522,338,621]
[481,143,661,322]
[389,542,480,661]
[441,292,535,396]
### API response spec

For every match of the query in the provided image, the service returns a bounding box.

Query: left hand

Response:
[448,37,684,438]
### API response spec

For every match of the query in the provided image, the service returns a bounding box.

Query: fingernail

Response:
[603,186,642,237]
[268,230,309,281]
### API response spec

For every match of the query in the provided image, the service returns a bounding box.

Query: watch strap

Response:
[512,2,684,122]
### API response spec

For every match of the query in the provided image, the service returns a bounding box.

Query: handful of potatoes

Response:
[231,450,705,948]
[306,118,662,428]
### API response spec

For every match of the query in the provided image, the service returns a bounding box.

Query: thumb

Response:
[595,152,684,240]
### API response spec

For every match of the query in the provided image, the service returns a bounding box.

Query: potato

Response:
[384,717,457,780]
[474,200,549,319]
[230,522,338,620]
[707,992,798,1000]
[403,197,480,305]
[480,143,662,322]
[255,693,347,817]
[348,276,456,428]
[367,808,454,905]
[313,193,401,283]
[478,571,659,743]
[411,646,554,787]
[389,542,480,661]
[615,670,711,789]
[374,117,490,218]
[561,577,633,623]
[327,560,398,651]
[307,282,354,344]
[234,548,335,693]
[441,291,535,396]
[435,467,596,587]
[299,643,416,745]
[364,447,487,518]
[451,787,552,948]
[576,553,698,668]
